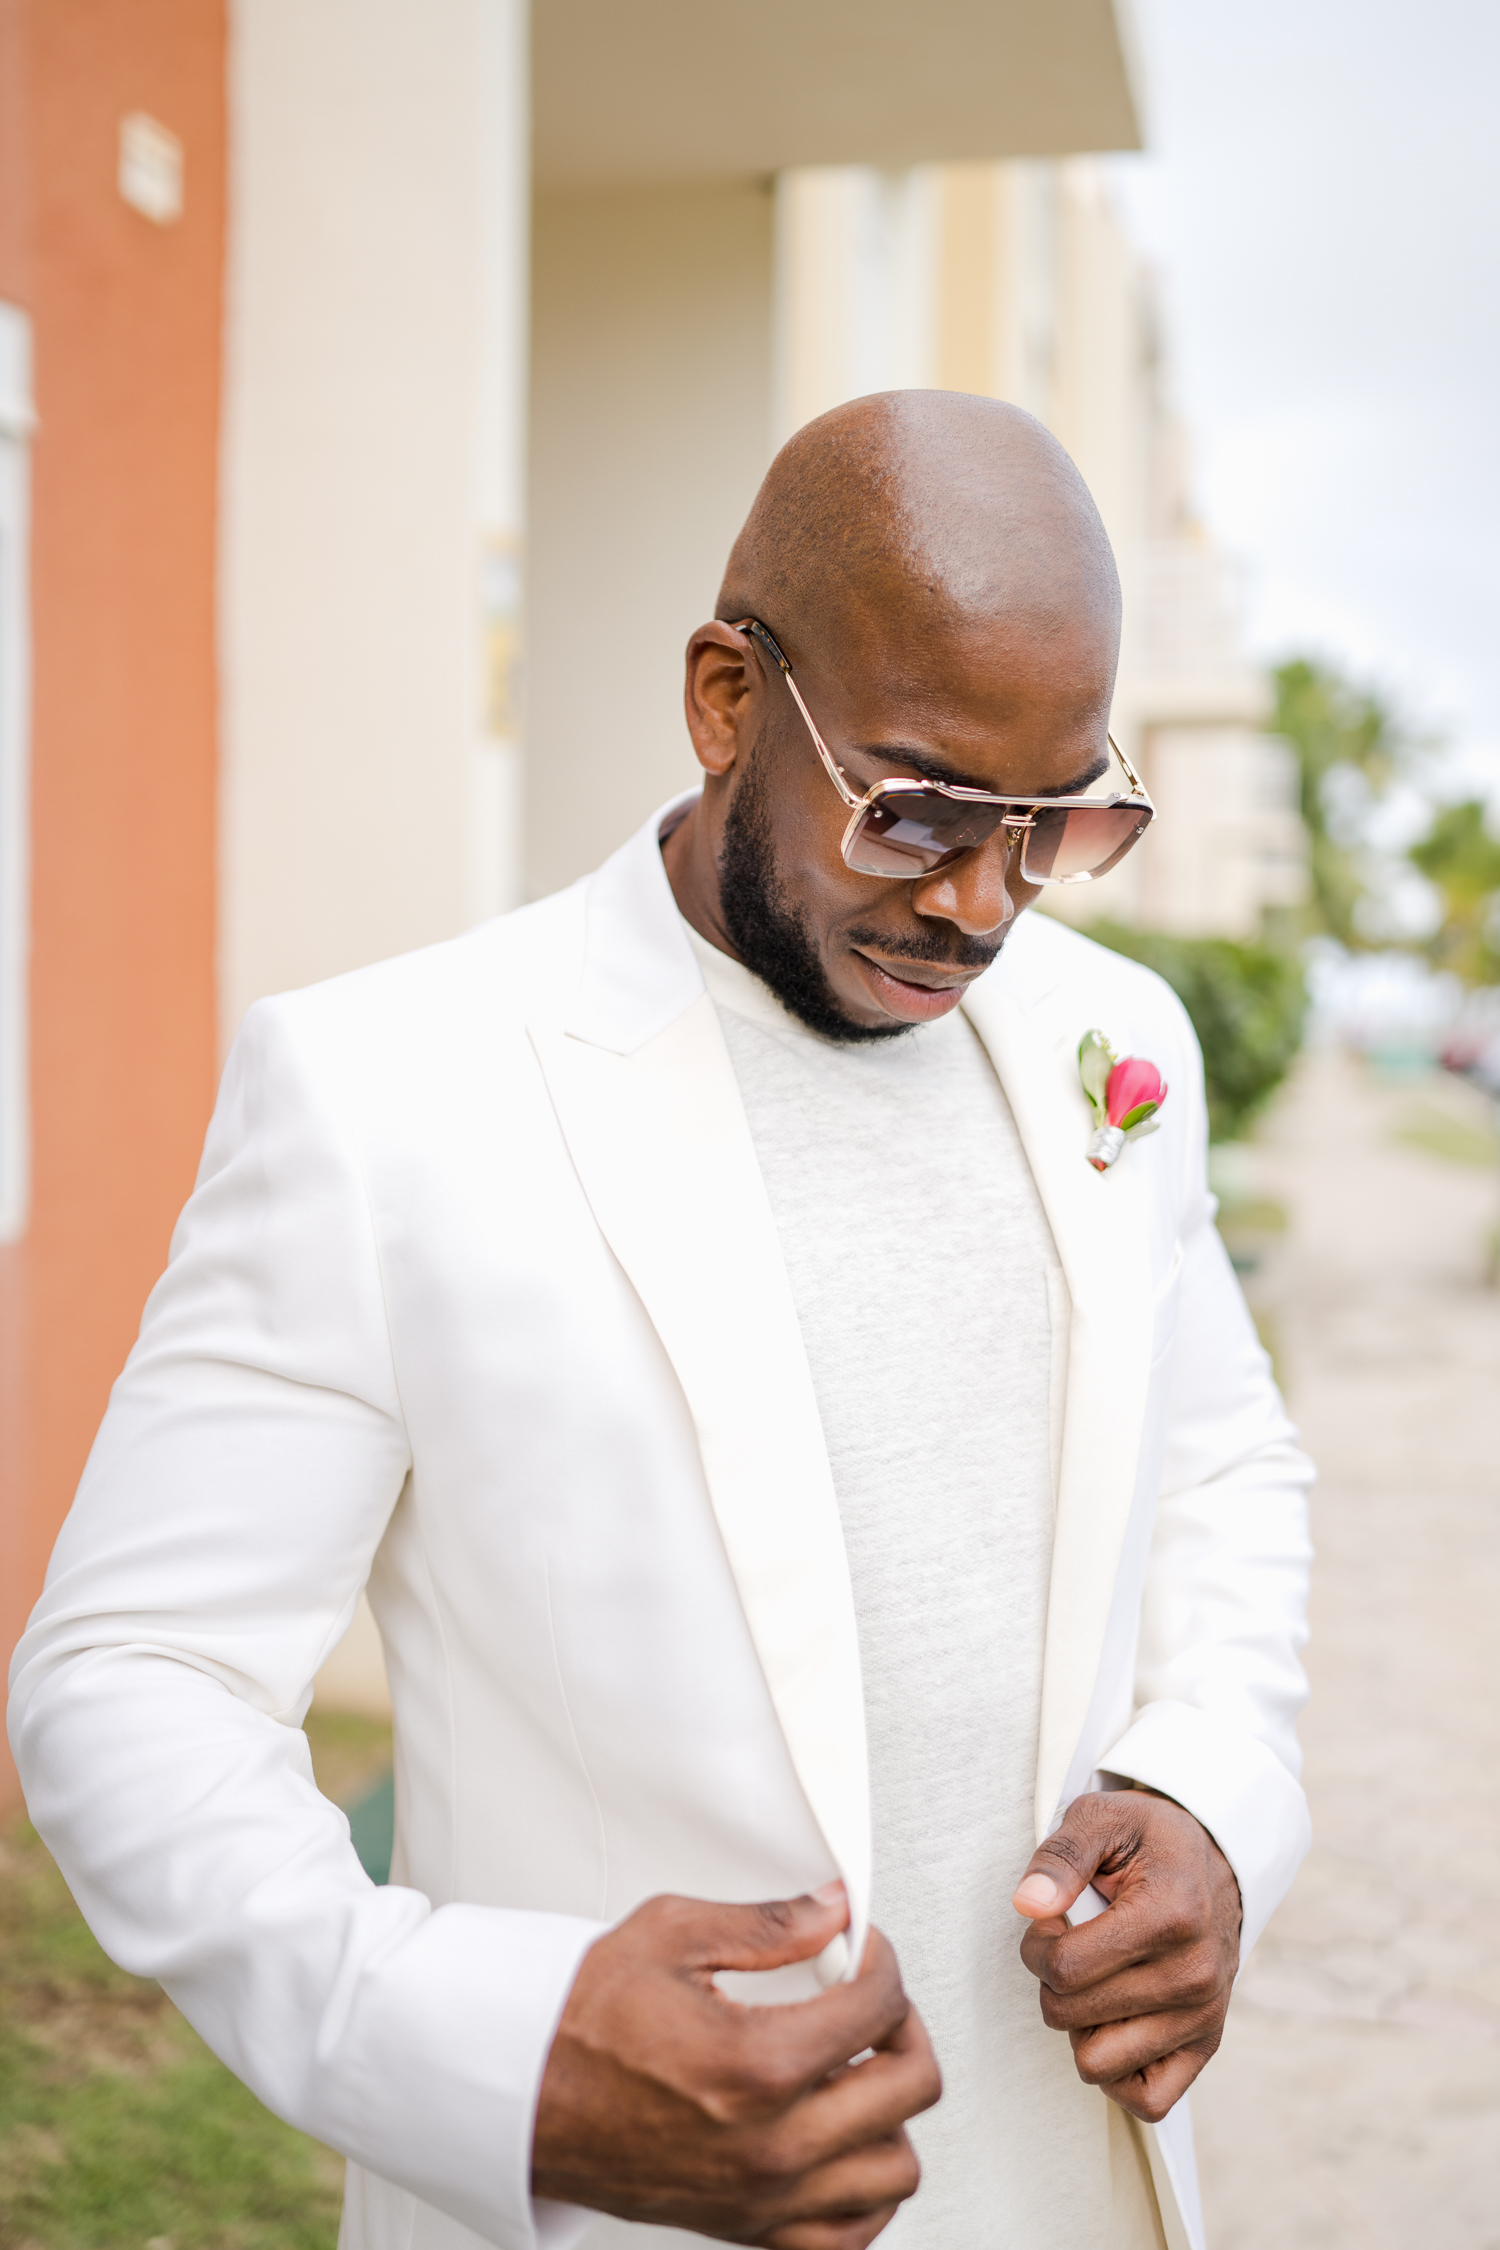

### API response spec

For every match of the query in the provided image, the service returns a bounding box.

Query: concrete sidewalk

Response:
[1192,1050,1500,2248]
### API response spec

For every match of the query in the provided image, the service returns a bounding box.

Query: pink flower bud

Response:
[1105,1056,1166,1131]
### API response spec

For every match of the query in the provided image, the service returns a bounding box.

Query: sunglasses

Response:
[735,617,1154,885]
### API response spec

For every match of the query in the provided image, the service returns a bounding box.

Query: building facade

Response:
[1,0,1156,1802]
[0,0,227,1794]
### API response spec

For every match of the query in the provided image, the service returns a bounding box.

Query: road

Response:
[1191,1049,1500,2248]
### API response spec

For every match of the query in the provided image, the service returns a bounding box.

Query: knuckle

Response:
[891,2139,922,2199]
[710,2082,766,2133]
[1146,1894,1201,1952]
[863,1923,897,1969]
[1178,1943,1228,2007]
[1053,1792,1121,1846]
[735,2123,801,2195]
[865,1971,906,2034]
[635,1891,702,1951]
[747,2052,804,2113]
[693,2067,749,2128]
[1039,1951,1085,1996]
[751,1897,799,1940]
[898,2051,944,2120]
[1035,1833,1090,1878]
[863,1928,907,1999]
[1017,1930,1053,1981]
[825,2221,896,2250]
[720,2025,802,2117]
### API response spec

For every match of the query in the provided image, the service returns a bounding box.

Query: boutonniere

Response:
[1078,1029,1168,1172]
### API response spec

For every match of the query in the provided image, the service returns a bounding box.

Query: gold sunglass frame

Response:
[734,616,1154,885]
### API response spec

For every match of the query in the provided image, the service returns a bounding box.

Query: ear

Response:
[684,621,759,779]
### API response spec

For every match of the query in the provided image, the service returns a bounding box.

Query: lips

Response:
[852,951,978,1022]
[862,961,973,992]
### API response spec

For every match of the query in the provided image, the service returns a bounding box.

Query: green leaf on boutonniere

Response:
[1078,1028,1117,1122]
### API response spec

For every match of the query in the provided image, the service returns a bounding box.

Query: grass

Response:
[1391,1098,1500,1169]
[1215,1194,1290,1288]
[0,1712,392,2250]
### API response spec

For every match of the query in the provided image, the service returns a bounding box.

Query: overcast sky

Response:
[1105,0,1500,802]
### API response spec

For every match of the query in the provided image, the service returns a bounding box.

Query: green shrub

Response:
[1085,922,1308,1142]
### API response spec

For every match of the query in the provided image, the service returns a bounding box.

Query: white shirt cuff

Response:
[1098,1699,1311,1958]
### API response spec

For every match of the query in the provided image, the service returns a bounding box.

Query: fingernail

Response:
[1013,1874,1060,1911]
[812,1879,847,1907]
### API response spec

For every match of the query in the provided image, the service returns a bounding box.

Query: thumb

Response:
[680,1881,850,1977]
[1012,1812,1106,1924]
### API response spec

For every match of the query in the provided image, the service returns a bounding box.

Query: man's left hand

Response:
[1010,1790,1242,2124]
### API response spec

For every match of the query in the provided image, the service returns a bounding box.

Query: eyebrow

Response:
[846,741,1113,799]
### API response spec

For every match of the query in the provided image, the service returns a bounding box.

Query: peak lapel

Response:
[962,968,1155,1838]
[528,813,871,1959]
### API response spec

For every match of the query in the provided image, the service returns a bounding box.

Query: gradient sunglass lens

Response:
[845,789,1009,877]
[1019,803,1152,884]
[844,789,1152,884]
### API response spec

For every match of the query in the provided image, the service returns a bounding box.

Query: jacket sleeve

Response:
[7,997,604,2250]
[1096,1005,1315,1960]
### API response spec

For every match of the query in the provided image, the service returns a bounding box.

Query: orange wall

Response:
[0,0,226,1811]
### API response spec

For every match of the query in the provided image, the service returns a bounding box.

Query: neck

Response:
[660,792,744,962]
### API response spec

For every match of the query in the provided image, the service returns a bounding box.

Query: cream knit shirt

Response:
[685,924,1164,2250]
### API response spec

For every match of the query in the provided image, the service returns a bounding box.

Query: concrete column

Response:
[470,0,531,928]
[220,0,530,1046]
[772,167,940,445]
[526,182,774,900]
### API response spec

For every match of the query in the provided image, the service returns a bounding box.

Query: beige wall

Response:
[1132,728,1308,939]
[219,0,528,1047]
[526,183,774,900]
[773,168,939,442]
[217,4,1143,986]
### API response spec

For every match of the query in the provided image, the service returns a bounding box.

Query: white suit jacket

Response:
[10,799,1313,2250]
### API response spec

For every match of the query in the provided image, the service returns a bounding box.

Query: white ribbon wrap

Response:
[1085,1123,1126,1170]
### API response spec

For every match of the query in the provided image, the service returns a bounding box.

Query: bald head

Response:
[666,390,1127,1042]
[718,391,1119,668]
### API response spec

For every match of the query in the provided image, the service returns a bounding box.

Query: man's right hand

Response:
[531,1886,941,2248]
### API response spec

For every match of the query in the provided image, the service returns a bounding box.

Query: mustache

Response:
[844,924,1005,973]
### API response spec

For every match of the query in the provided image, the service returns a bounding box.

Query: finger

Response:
[658,1886,850,1978]
[1093,2041,1212,2126]
[1020,1915,1147,1996]
[1019,1860,1193,1988]
[766,2004,942,2175]
[730,1927,915,2096]
[769,2128,918,2222]
[1011,1793,1145,1921]
[1020,1874,1222,1996]
[763,2201,904,2250]
[758,2129,920,2245]
[1036,1943,1231,2031]
[1068,2006,1224,2092]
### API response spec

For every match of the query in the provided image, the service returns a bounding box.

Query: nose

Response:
[910,832,1018,937]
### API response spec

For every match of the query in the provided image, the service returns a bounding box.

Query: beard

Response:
[717,747,1005,1044]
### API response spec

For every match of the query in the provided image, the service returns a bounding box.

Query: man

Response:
[10,394,1313,2250]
